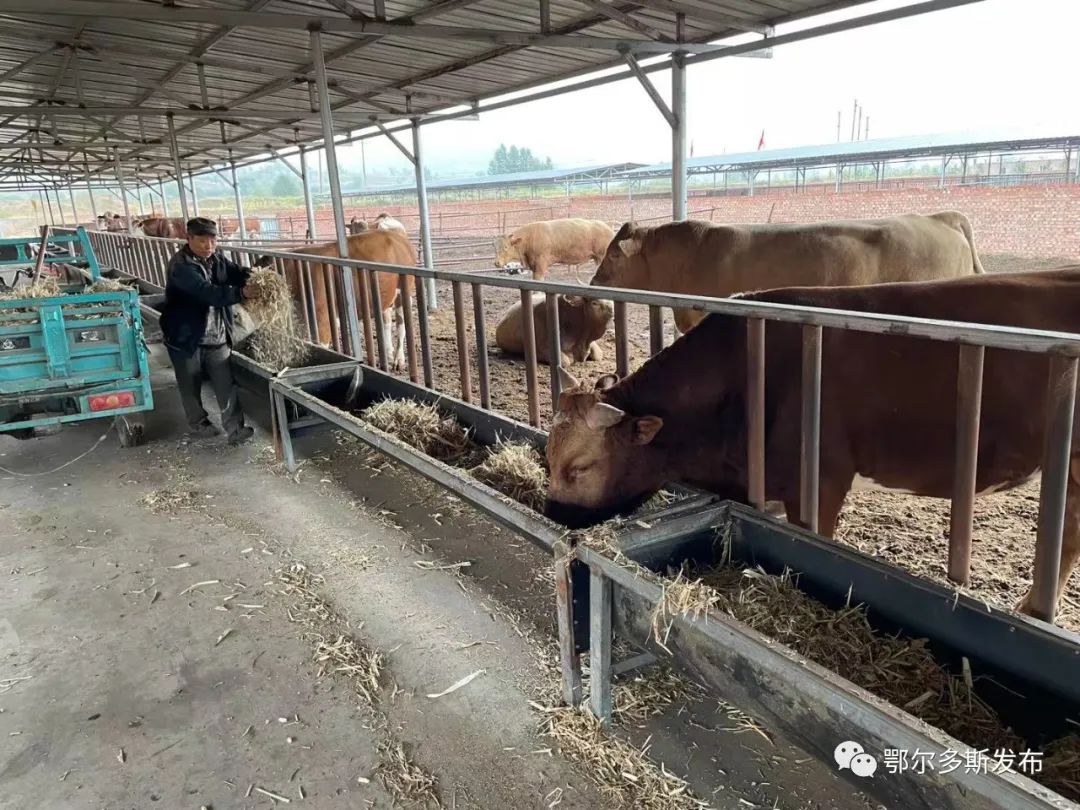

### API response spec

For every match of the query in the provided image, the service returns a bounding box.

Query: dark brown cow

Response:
[218,216,261,238]
[134,216,187,239]
[545,266,1080,617]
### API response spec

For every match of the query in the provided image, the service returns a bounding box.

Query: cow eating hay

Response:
[240,267,308,370]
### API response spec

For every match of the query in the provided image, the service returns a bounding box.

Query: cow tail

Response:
[958,215,986,274]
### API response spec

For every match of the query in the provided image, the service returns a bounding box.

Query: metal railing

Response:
[80,227,1080,625]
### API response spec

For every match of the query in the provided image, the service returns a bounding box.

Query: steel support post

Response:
[158,179,168,216]
[311,28,363,359]
[115,151,132,233]
[299,144,317,239]
[189,171,200,216]
[68,187,78,224]
[671,14,688,223]
[412,119,438,310]
[230,155,246,239]
[167,113,190,221]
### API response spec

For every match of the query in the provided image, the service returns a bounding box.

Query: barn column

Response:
[86,182,97,219]
[311,27,363,359]
[68,186,79,225]
[189,171,200,216]
[114,150,133,233]
[40,189,54,225]
[299,144,317,239]
[412,119,438,310]
[158,178,169,217]
[230,153,247,239]
[167,113,190,221]
[671,13,688,222]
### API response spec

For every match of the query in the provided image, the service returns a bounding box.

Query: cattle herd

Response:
[75,204,1080,618]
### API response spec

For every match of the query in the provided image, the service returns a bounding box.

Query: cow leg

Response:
[587,341,604,362]
[532,258,549,281]
[381,306,396,371]
[392,299,406,371]
[673,308,703,336]
[1018,455,1080,617]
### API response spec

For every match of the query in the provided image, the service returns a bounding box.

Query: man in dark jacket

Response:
[160,217,255,445]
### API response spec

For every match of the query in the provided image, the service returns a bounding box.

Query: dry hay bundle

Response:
[86,276,131,293]
[693,564,1080,800]
[470,441,547,511]
[359,398,472,462]
[0,277,61,301]
[240,266,308,370]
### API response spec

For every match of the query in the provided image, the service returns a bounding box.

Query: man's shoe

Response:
[228,426,255,446]
[186,422,218,439]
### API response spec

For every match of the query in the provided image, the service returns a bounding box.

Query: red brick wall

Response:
[275,183,1080,259]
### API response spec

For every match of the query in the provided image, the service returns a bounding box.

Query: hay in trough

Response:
[86,276,131,293]
[359,398,472,462]
[470,441,548,511]
[240,266,308,370]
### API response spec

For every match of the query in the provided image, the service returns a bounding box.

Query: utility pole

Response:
[836,110,841,143]
[850,99,858,141]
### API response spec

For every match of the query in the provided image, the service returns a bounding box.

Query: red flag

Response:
[757,129,765,151]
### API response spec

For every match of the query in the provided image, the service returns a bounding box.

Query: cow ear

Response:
[585,402,625,431]
[509,235,522,247]
[558,367,580,391]
[631,415,663,445]
[594,374,619,391]
[613,221,634,240]
[561,295,583,307]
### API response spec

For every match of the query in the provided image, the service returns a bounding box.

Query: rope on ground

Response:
[0,418,116,477]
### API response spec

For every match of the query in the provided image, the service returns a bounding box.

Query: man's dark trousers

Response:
[166,343,245,437]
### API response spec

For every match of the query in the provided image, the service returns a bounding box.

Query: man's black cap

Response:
[186,217,217,237]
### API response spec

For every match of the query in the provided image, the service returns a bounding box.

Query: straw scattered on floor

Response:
[470,441,548,511]
[140,484,204,515]
[541,707,709,809]
[240,267,308,371]
[360,399,472,463]
[377,740,442,808]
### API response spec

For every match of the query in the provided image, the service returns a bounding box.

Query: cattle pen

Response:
[3,0,1080,808]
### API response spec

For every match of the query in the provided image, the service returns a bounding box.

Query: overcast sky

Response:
[333,0,1080,177]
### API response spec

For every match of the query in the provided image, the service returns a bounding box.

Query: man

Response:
[160,217,255,445]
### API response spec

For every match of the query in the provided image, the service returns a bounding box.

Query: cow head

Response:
[545,368,666,527]
[559,295,613,344]
[590,221,646,289]
[493,235,522,268]
[253,255,274,269]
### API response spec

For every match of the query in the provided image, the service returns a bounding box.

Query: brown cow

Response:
[373,213,406,234]
[278,230,416,370]
[545,266,1080,618]
[218,216,261,238]
[134,216,187,239]
[494,294,612,366]
[494,218,615,280]
[348,217,369,235]
[591,212,985,334]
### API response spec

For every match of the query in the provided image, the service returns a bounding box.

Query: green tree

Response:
[488,143,553,175]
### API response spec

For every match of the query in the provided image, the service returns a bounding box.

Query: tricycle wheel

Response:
[118,415,144,448]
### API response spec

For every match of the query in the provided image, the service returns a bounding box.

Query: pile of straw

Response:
[240,267,308,370]
[470,441,548,511]
[0,277,61,301]
[359,398,472,462]
[86,277,131,293]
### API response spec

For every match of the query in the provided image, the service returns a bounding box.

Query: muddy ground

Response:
[414,253,1080,633]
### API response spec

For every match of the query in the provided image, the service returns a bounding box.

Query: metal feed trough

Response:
[568,501,1080,810]
[90,228,1080,808]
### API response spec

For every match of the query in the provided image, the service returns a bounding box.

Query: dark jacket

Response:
[161,246,250,356]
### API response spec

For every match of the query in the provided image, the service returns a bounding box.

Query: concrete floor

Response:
[0,346,880,810]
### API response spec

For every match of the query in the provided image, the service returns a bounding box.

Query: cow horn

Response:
[585,402,625,431]
[557,367,580,391]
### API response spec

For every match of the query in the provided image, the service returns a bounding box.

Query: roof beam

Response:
[581,1,670,41]
[624,0,772,34]
[7,1,745,52]
[0,44,62,84]
[324,0,372,21]
[621,52,674,127]
[0,105,412,121]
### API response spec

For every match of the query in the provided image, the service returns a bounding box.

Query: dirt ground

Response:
[0,350,883,810]
[416,252,1080,634]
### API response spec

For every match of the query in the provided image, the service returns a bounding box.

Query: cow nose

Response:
[544,499,609,529]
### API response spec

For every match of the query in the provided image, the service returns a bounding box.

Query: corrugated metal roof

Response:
[0,0,884,190]
[623,129,1080,176]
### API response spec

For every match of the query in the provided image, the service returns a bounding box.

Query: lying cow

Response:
[495,294,612,366]
[270,230,416,370]
[546,266,1080,618]
[218,216,261,238]
[495,218,615,280]
[591,212,985,334]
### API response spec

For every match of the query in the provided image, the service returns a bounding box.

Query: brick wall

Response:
[275,183,1080,259]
